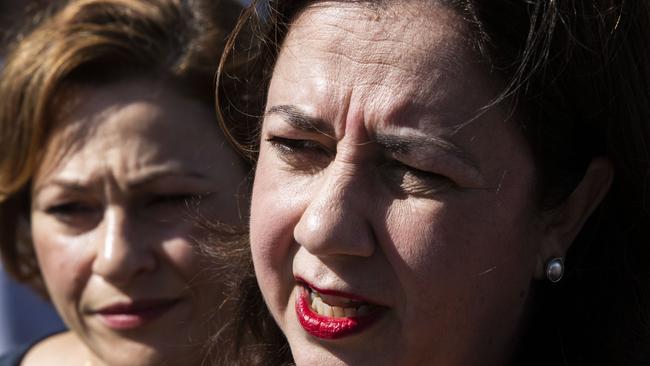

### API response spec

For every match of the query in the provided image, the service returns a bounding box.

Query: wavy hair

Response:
[0,0,242,294]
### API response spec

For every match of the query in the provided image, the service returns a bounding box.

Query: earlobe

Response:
[534,157,614,280]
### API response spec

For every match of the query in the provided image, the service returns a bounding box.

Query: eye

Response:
[147,193,200,208]
[140,193,203,224]
[266,136,333,173]
[382,161,455,197]
[44,201,101,225]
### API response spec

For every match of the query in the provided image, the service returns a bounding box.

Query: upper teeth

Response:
[309,291,370,318]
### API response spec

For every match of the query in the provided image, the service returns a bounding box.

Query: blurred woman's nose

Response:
[293,160,376,258]
[91,206,157,284]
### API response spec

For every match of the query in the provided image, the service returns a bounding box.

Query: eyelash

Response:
[382,161,455,196]
[266,135,455,196]
[44,193,200,219]
[266,136,332,172]
[147,193,200,208]
[267,136,330,152]
[45,202,96,216]
[44,201,100,227]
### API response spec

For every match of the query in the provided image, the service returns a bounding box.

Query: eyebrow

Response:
[266,105,336,137]
[266,104,481,175]
[33,167,210,195]
[34,181,89,194]
[125,167,210,189]
[375,133,481,173]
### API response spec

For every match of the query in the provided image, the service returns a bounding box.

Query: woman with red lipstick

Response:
[0,0,249,365]
[216,0,650,365]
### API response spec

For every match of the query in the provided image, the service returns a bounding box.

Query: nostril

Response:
[291,162,377,258]
[92,246,157,284]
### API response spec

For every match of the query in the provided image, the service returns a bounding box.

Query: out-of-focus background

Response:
[0,0,67,355]
[0,270,65,355]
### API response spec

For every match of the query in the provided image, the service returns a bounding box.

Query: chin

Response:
[93,340,192,366]
[287,334,385,366]
[291,347,347,366]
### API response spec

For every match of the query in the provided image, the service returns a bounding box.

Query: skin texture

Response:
[25,79,246,366]
[250,3,546,366]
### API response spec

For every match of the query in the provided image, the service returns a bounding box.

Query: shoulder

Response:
[20,331,82,366]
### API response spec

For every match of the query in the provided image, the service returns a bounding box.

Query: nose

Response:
[293,159,376,258]
[92,206,157,284]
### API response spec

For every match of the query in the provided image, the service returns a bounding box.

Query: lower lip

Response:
[295,287,381,339]
[96,302,178,330]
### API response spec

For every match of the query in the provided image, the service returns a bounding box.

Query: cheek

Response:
[31,217,94,318]
[392,199,538,275]
[385,194,540,331]
[161,239,199,278]
[249,154,307,311]
[161,239,224,313]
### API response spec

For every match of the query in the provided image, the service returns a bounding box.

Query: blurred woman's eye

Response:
[382,161,455,197]
[148,194,200,208]
[45,202,101,225]
[142,193,203,224]
[266,136,332,173]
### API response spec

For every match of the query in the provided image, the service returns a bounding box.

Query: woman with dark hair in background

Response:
[0,0,248,365]
[216,0,650,365]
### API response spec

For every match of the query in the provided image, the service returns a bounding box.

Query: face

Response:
[31,79,247,366]
[250,3,547,366]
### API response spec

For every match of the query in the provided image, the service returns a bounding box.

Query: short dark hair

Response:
[217,0,650,364]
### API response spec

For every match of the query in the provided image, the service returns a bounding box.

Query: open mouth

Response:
[308,287,376,318]
[295,280,384,339]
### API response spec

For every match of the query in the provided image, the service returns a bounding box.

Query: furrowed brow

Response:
[266,105,335,137]
[125,167,209,190]
[375,133,480,172]
[33,180,89,195]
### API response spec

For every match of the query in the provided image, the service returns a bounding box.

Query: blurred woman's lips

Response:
[92,298,181,330]
[295,279,386,339]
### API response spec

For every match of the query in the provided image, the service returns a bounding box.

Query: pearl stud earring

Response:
[546,257,564,283]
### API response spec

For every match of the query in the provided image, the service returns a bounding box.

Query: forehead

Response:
[58,79,211,136]
[271,2,492,134]
[35,79,221,183]
[293,2,466,71]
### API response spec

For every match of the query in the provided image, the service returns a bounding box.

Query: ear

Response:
[534,157,614,279]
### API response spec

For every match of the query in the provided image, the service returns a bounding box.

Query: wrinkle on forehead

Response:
[36,81,166,181]
[33,82,220,193]
[272,0,505,140]
[285,1,476,100]
[294,0,470,71]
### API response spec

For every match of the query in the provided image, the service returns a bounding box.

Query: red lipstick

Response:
[94,299,179,330]
[295,284,382,339]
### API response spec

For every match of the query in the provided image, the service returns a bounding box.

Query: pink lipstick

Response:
[94,299,179,330]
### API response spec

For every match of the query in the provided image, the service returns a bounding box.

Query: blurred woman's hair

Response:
[0,0,243,291]
[216,0,650,364]
[0,1,252,364]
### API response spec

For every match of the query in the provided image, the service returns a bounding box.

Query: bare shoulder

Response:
[21,331,83,366]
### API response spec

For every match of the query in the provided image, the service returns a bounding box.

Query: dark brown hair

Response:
[216,0,650,364]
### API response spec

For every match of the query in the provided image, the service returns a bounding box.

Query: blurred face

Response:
[31,79,246,366]
[250,3,546,366]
